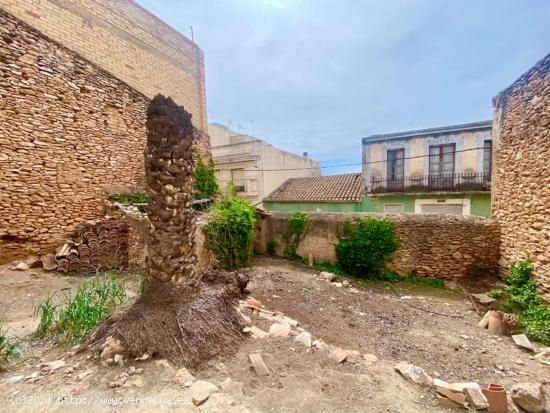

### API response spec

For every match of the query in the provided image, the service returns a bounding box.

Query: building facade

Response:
[0,0,208,143]
[492,53,550,296]
[209,123,320,205]
[362,121,493,216]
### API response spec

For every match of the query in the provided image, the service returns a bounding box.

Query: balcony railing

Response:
[369,172,491,194]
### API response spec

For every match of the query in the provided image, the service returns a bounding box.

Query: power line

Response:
[212,146,488,173]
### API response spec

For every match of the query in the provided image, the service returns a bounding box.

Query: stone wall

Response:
[492,53,550,294]
[0,10,162,262]
[0,0,208,141]
[255,212,500,280]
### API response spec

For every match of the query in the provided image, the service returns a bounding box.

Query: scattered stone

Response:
[294,331,312,347]
[77,370,92,381]
[362,353,379,365]
[434,379,467,406]
[512,334,535,352]
[243,326,252,334]
[154,359,174,372]
[240,312,252,326]
[463,384,489,410]
[342,280,350,288]
[220,378,244,396]
[215,362,228,375]
[189,380,219,401]
[100,336,124,361]
[249,353,269,376]
[245,297,262,309]
[394,361,433,387]
[472,293,496,305]
[312,339,330,352]
[328,348,350,364]
[511,382,546,413]
[346,350,362,364]
[437,394,463,409]
[174,367,195,386]
[208,393,235,407]
[41,254,57,271]
[135,354,150,361]
[124,376,144,388]
[193,393,210,406]
[333,282,343,287]
[319,271,337,282]
[14,261,29,271]
[250,326,268,339]
[42,359,66,371]
[487,311,506,335]
[479,310,493,328]
[113,354,124,366]
[6,375,25,384]
[269,323,291,338]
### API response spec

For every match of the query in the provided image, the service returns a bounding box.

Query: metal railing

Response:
[369,172,491,194]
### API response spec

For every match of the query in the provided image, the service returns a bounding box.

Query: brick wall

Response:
[0,0,209,154]
[255,212,500,280]
[0,9,152,263]
[492,53,550,295]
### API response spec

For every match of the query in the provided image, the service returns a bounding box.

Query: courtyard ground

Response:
[0,257,547,412]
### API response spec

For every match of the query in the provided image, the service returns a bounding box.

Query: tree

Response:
[85,95,245,367]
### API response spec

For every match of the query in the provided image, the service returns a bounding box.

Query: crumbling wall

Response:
[0,10,151,262]
[255,212,500,280]
[492,53,550,294]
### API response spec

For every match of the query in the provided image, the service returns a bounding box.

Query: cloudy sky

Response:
[137,0,549,174]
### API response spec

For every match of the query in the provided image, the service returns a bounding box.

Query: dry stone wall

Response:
[0,10,145,262]
[492,53,550,294]
[255,212,500,280]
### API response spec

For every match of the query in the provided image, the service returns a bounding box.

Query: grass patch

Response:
[36,272,127,345]
[0,319,19,371]
[489,260,550,344]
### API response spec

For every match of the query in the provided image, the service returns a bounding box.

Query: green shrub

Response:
[335,217,399,280]
[495,260,550,344]
[113,193,148,204]
[0,319,19,371]
[193,153,219,200]
[203,193,257,270]
[266,240,278,256]
[282,211,309,259]
[36,273,127,345]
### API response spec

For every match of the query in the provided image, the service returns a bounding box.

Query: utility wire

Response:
[213,146,488,173]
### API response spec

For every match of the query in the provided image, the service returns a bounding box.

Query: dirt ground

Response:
[0,257,548,412]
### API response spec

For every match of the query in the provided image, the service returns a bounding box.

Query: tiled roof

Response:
[264,174,364,203]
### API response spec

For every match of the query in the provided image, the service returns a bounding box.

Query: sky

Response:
[137,0,550,174]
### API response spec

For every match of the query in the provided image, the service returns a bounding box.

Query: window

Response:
[383,203,404,213]
[387,149,404,180]
[231,169,245,192]
[428,144,455,190]
[414,198,470,215]
[483,140,492,175]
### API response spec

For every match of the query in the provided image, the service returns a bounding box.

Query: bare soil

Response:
[0,257,547,412]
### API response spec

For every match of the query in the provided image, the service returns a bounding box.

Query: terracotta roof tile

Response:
[264,173,364,202]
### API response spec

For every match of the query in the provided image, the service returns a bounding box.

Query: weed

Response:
[282,211,308,259]
[266,240,278,256]
[36,273,127,345]
[193,152,219,200]
[0,319,19,370]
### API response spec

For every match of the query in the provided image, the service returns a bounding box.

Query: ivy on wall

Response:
[282,211,309,259]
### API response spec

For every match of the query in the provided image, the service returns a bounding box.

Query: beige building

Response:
[209,123,320,205]
[362,121,493,216]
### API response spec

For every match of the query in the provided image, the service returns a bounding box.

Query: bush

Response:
[282,211,309,259]
[499,260,550,344]
[336,217,399,280]
[266,240,278,256]
[193,153,219,200]
[203,193,257,270]
[36,273,127,345]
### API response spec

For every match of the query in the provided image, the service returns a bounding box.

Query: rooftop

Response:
[363,120,492,143]
[264,173,364,203]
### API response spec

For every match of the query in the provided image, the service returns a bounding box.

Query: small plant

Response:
[492,260,550,344]
[282,211,309,259]
[113,193,148,204]
[266,240,278,256]
[313,261,347,276]
[36,273,127,345]
[336,217,399,280]
[193,152,219,200]
[203,191,257,270]
[0,319,19,371]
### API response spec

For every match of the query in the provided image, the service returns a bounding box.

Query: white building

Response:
[209,123,321,205]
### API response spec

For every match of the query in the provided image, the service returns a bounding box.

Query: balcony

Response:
[369,172,491,194]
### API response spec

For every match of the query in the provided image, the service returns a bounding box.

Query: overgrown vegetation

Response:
[36,273,127,345]
[266,240,278,256]
[193,152,220,200]
[336,217,399,280]
[489,260,550,344]
[0,319,19,371]
[282,211,309,259]
[112,193,147,204]
[203,189,257,270]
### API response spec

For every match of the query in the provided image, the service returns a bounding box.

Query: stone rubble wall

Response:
[492,53,550,295]
[255,212,500,280]
[0,10,189,263]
